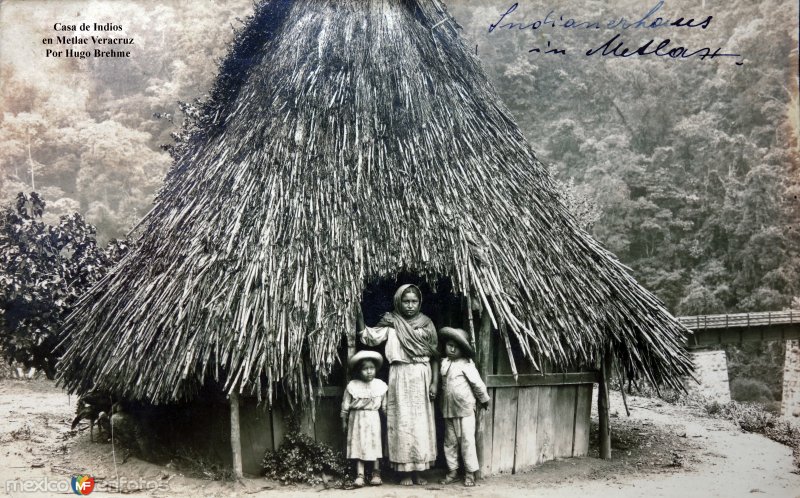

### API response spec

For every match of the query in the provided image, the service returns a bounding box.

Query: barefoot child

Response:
[341,350,388,487]
[438,327,490,487]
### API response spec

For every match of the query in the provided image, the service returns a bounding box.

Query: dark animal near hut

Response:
[71,390,112,442]
[110,403,150,462]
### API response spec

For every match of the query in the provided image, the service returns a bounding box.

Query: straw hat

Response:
[439,327,474,357]
[348,350,384,370]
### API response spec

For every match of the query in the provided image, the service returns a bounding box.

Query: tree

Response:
[0,192,130,377]
[555,177,601,232]
[448,0,799,315]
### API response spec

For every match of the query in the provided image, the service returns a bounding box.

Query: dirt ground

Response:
[1,378,798,498]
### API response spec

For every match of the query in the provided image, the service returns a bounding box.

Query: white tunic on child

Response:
[341,378,388,460]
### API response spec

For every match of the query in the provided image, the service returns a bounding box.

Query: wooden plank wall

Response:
[490,387,518,474]
[232,307,594,477]
[314,396,345,449]
[489,335,594,474]
[172,380,591,477]
[513,387,539,467]
[572,384,592,456]
[491,333,518,474]
[230,376,593,476]
[199,402,233,467]
[553,386,578,457]
[477,310,494,478]
[239,401,273,475]
[238,396,340,476]
[492,384,592,474]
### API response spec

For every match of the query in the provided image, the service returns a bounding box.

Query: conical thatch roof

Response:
[58,0,692,404]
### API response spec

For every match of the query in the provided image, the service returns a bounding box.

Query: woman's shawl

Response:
[376,284,438,359]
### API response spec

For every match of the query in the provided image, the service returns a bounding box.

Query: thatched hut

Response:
[58,0,692,477]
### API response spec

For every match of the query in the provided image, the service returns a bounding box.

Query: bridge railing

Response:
[678,310,800,331]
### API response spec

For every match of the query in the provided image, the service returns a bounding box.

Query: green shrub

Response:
[642,390,799,472]
[725,343,785,401]
[689,396,799,472]
[763,420,800,471]
[262,420,348,485]
[169,447,233,481]
[703,399,722,415]
[730,378,775,403]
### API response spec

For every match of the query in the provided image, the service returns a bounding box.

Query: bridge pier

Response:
[781,340,800,419]
[686,349,731,402]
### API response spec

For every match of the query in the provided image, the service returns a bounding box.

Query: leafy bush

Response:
[720,401,773,433]
[725,343,785,401]
[171,447,233,481]
[764,422,800,472]
[730,377,775,403]
[0,192,130,377]
[262,419,348,485]
[678,394,800,472]
[703,398,722,416]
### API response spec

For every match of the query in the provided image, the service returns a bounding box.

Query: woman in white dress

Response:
[358,284,439,486]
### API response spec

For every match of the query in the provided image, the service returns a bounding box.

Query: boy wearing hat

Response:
[437,327,490,487]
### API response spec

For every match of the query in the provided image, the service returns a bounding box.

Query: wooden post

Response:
[346,327,356,376]
[230,392,243,479]
[476,308,494,479]
[346,307,360,380]
[465,294,476,352]
[598,351,612,460]
[350,305,365,354]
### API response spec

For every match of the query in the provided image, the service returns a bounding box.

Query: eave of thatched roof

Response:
[57,0,692,404]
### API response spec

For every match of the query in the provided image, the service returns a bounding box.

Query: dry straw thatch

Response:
[58,0,693,405]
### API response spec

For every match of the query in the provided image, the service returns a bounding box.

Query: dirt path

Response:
[1,379,798,497]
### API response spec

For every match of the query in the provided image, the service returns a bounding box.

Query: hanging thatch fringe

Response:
[56,0,692,405]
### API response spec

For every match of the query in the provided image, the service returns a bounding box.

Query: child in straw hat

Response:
[341,350,388,487]
[437,327,490,487]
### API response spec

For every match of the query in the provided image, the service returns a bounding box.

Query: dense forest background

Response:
[449,0,800,316]
[0,1,798,397]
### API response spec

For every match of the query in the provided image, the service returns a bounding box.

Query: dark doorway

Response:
[358,272,464,378]
[360,272,464,332]
[358,272,464,470]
